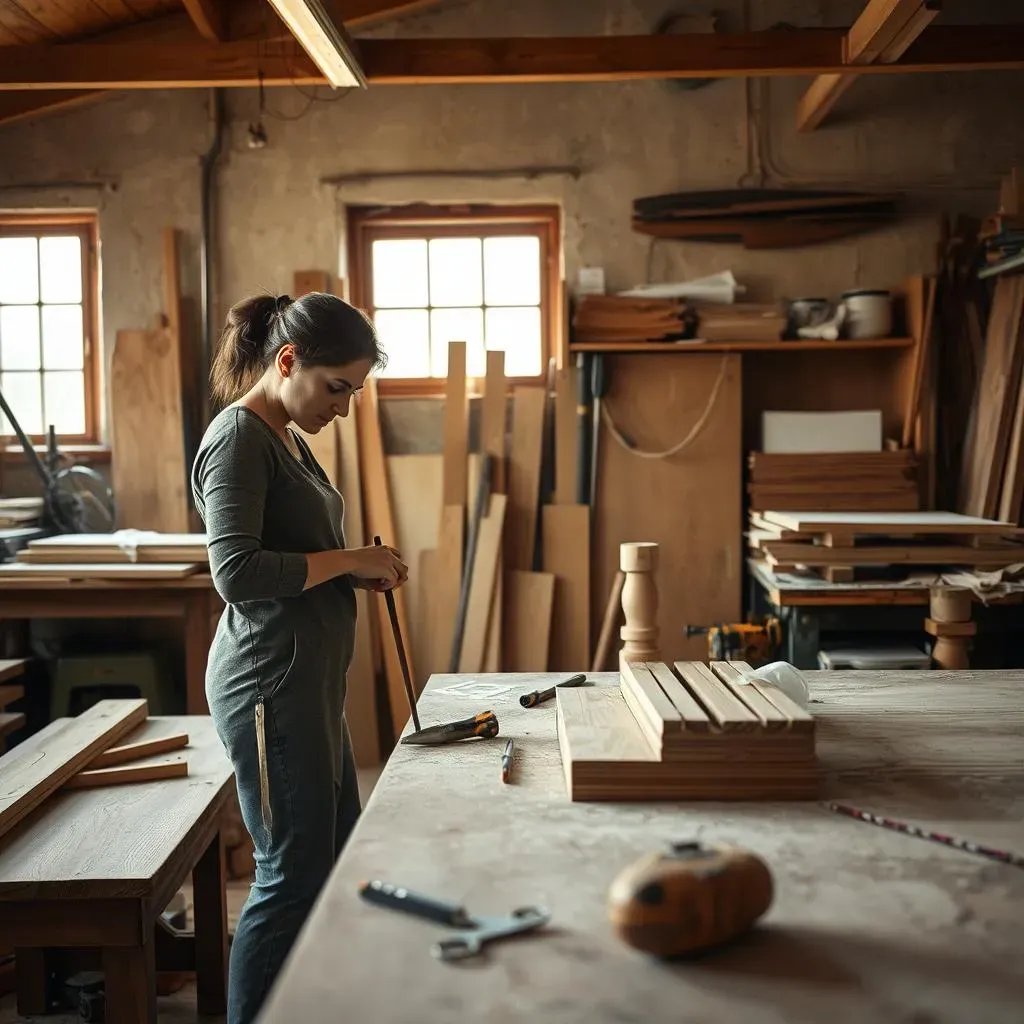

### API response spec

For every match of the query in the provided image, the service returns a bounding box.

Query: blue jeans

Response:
[211,678,361,1024]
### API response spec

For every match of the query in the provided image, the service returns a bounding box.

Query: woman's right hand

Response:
[345,544,409,588]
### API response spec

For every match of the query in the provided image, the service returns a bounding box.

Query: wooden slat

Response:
[553,366,579,505]
[644,662,711,732]
[848,0,929,64]
[422,505,464,683]
[355,376,416,741]
[65,757,189,790]
[760,511,1019,535]
[673,662,759,731]
[503,570,554,672]
[749,682,815,735]
[0,563,199,580]
[620,661,682,736]
[709,661,790,731]
[507,387,546,571]
[998,370,1024,525]
[761,542,1024,567]
[480,349,507,494]
[442,341,468,507]
[0,699,148,841]
[338,409,380,766]
[88,732,189,769]
[902,274,937,448]
[541,504,590,671]
[457,494,507,673]
[0,660,28,685]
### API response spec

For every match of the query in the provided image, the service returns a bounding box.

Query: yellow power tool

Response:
[685,616,782,666]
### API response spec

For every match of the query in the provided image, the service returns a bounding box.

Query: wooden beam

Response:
[0,25,1021,94]
[797,1,941,132]
[336,0,447,27]
[181,0,226,42]
[264,1,366,88]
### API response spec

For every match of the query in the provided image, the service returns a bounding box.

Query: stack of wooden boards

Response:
[630,187,901,250]
[556,661,817,801]
[747,451,920,513]
[0,698,190,844]
[958,274,1024,526]
[572,295,689,344]
[0,497,43,530]
[747,510,1024,583]
[1,532,208,583]
[696,303,787,342]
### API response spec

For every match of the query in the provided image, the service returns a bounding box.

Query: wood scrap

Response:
[64,757,189,790]
[572,295,688,344]
[87,732,189,770]
[0,699,148,841]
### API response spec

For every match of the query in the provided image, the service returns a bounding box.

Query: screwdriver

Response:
[519,673,589,708]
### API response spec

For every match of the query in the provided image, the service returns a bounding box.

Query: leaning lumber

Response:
[88,732,189,769]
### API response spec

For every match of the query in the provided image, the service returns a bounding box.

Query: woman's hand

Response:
[345,544,409,589]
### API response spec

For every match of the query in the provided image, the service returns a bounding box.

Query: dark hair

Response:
[209,291,386,406]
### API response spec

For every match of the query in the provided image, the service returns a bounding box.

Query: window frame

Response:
[346,203,563,397]
[0,211,101,448]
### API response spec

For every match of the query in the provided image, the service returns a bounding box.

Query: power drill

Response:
[684,616,782,666]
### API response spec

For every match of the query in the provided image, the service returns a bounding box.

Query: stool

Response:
[49,651,180,719]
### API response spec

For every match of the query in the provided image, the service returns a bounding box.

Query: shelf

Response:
[568,338,916,354]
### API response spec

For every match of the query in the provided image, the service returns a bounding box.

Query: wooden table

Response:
[0,575,220,714]
[257,670,1024,1024]
[0,714,234,1023]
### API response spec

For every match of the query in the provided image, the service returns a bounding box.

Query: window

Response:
[0,214,99,444]
[347,205,562,394]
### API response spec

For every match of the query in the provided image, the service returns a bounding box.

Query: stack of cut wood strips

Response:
[556,661,817,802]
[0,699,189,843]
[572,294,689,344]
[747,510,1024,583]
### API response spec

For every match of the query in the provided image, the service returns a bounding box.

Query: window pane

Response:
[1,371,44,434]
[42,304,85,369]
[0,237,39,304]
[43,370,86,434]
[372,239,428,308]
[428,238,482,307]
[373,309,430,378]
[0,305,42,370]
[483,236,541,306]
[485,307,543,377]
[39,236,83,304]
[431,308,484,378]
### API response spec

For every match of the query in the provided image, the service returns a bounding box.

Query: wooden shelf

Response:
[568,338,916,354]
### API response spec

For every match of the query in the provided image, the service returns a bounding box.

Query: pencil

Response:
[501,738,515,783]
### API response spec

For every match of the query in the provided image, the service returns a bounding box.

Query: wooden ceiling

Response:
[0,1,1023,131]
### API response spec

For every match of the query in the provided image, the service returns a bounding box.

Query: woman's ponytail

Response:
[209,294,281,407]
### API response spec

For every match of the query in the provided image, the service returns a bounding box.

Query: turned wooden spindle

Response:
[619,542,660,668]
[925,586,974,670]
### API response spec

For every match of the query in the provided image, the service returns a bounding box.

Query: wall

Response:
[2,0,1024,488]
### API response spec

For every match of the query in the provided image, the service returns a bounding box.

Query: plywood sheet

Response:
[594,354,742,663]
[0,563,199,580]
[110,328,189,532]
[19,532,207,564]
[503,570,555,672]
[761,510,1019,535]
[541,504,591,671]
[507,387,546,571]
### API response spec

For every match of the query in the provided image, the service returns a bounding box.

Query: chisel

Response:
[401,710,500,746]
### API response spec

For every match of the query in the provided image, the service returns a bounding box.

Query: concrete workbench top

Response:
[256,670,1024,1024]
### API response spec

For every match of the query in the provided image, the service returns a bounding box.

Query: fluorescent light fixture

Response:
[265,0,367,89]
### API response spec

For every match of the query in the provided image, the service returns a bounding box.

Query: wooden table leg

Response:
[14,947,50,1016]
[183,591,212,714]
[102,942,156,1024]
[192,827,228,1016]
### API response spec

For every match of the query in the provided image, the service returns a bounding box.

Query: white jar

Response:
[841,289,892,339]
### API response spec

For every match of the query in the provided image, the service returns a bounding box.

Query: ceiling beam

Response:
[334,0,448,28]
[181,0,226,41]
[263,1,366,88]
[797,0,942,133]
[0,24,1021,94]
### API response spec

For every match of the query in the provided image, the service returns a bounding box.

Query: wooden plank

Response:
[0,660,27,685]
[181,0,225,41]
[483,550,503,673]
[457,494,507,673]
[88,732,189,770]
[960,276,1024,518]
[541,504,591,671]
[553,366,579,505]
[442,341,468,507]
[0,713,25,741]
[338,409,380,766]
[110,328,189,533]
[998,370,1024,525]
[503,570,555,672]
[0,699,148,841]
[0,685,24,710]
[507,387,546,571]
[355,376,416,741]
[0,563,200,580]
[709,661,790,731]
[422,506,464,683]
[65,757,189,790]
[901,272,936,450]
[644,662,711,732]
[480,349,507,494]
[619,661,682,743]
[673,662,759,731]
[761,542,1024,567]
[760,511,1020,535]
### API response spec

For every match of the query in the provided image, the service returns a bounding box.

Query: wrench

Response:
[358,879,551,961]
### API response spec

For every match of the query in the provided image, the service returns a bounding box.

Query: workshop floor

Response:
[0,766,382,1023]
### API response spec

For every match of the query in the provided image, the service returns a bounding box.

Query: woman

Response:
[191,291,408,1024]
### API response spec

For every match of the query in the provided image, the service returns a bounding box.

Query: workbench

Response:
[256,669,1024,1024]
[0,574,219,715]
[0,714,233,1023]
[748,559,1024,668]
